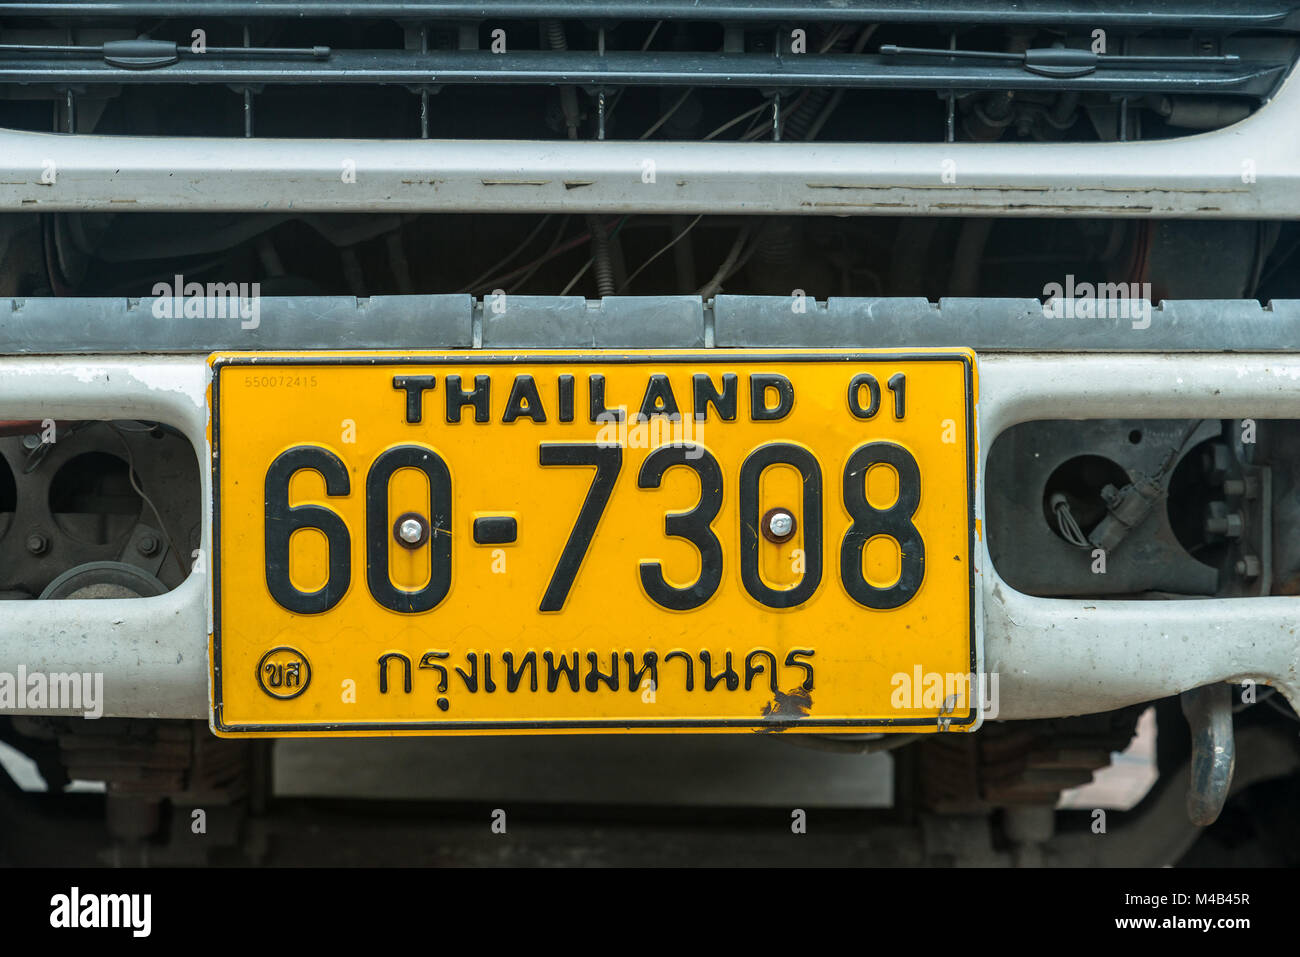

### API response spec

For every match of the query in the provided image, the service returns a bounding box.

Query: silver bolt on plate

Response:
[393,512,431,549]
[762,508,797,543]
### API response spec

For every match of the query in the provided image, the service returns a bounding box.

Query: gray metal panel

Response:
[714,295,1300,352]
[714,295,940,347]
[0,294,474,353]
[480,295,705,349]
[4,294,1300,354]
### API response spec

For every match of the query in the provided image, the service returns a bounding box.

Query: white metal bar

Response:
[979,353,1300,718]
[1,72,1297,218]
[0,357,211,718]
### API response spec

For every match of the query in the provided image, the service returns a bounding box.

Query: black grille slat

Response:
[3,0,1299,32]
[1,3,1296,141]
[0,49,1284,97]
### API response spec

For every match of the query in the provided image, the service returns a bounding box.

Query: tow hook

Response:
[1180,683,1236,826]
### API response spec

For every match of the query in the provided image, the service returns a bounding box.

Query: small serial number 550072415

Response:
[242,374,319,388]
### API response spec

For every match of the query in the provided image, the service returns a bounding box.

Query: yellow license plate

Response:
[209,350,979,736]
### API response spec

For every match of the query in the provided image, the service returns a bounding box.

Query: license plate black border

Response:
[209,351,978,734]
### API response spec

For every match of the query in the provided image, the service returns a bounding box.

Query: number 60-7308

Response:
[262,440,924,615]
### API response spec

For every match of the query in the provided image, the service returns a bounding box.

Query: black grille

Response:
[0,0,1296,142]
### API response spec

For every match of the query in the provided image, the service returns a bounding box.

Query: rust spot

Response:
[806,183,1051,193]
[801,199,1169,213]
[1086,186,1245,195]
[805,182,1241,197]
[932,202,1155,213]
[759,684,812,730]
[800,200,911,209]
[1274,571,1300,595]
